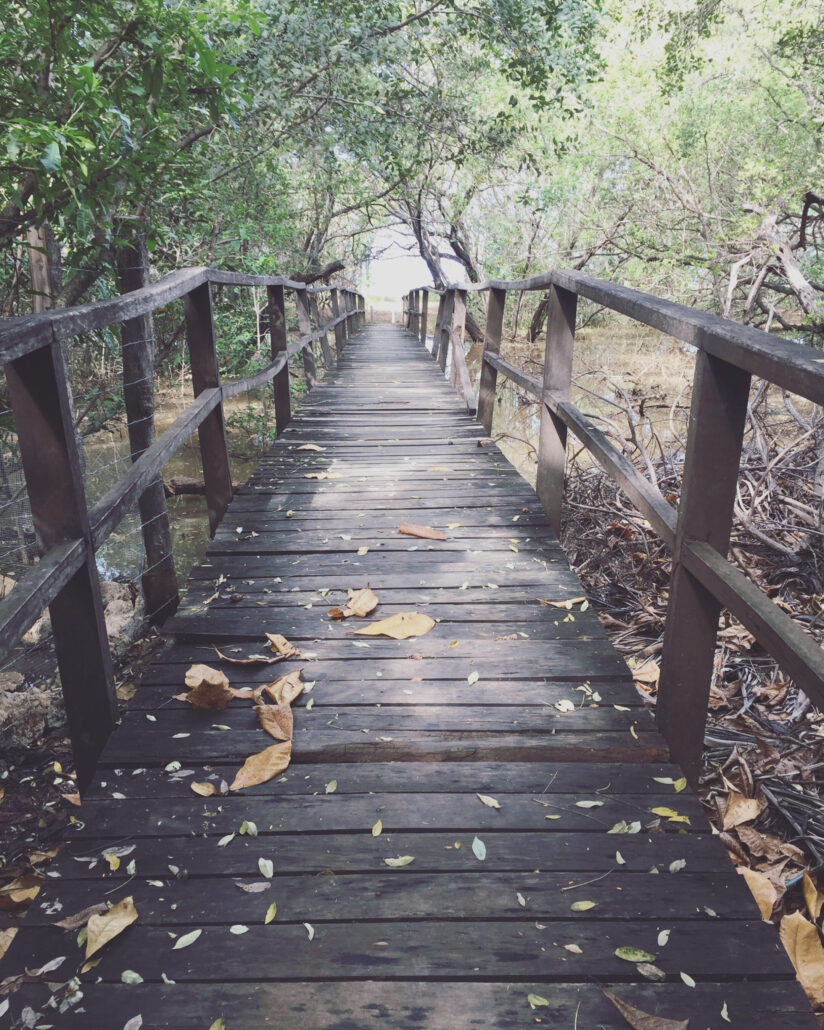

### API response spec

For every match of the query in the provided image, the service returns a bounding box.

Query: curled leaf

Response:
[397,522,447,541]
[86,897,138,959]
[355,612,435,639]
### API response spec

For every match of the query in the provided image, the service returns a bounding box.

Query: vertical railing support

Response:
[184,282,233,536]
[450,290,467,389]
[419,289,429,347]
[536,285,577,534]
[431,293,446,361]
[477,287,506,436]
[267,284,291,433]
[5,332,116,789]
[115,235,178,624]
[310,293,334,367]
[330,288,345,356]
[437,289,456,373]
[295,289,317,389]
[657,351,751,783]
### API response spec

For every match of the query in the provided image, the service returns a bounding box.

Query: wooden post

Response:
[330,288,345,357]
[184,282,233,536]
[431,293,446,362]
[536,285,577,534]
[309,293,334,368]
[115,235,178,624]
[450,290,467,388]
[437,290,456,373]
[657,351,751,782]
[478,287,506,435]
[267,284,291,432]
[295,289,317,388]
[5,333,116,789]
[419,289,429,347]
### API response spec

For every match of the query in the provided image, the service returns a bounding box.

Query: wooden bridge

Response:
[0,266,822,1027]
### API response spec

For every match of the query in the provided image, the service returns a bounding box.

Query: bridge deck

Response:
[3,324,815,1027]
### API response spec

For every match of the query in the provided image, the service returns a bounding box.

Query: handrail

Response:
[401,272,824,782]
[0,263,365,786]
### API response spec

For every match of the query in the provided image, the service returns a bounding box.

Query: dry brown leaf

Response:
[0,875,42,910]
[722,791,765,830]
[186,678,233,710]
[54,902,108,930]
[735,825,784,860]
[631,659,660,687]
[296,443,325,451]
[0,928,16,960]
[230,740,292,791]
[256,702,293,741]
[355,612,435,640]
[803,872,824,923]
[602,989,688,1029]
[328,587,379,620]
[263,670,305,705]
[266,633,300,657]
[537,596,587,609]
[28,846,60,866]
[62,792,82,807]
[116,681,136,701]
[190,781,217,797]
[397,522,447,541]
[738,866,779,920]
[85,896,138,959]
[185,664,228,690]
[780,910,824,1007]
[213,647,284,666]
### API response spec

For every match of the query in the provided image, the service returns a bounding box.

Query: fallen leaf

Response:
[476,794,501,810]
[722,792,765,830]
[328,587,379,620]
[259,858,274,878]
[62,792,82,807]
[190,781,217,797]
[326,779,338,794]
[398,522,447,541]
[781,910,824,1006]
[262,670,305,705]
[564,943,583,954]
[467,671,480,685]
[472,836,486,861]
[230,740,292,791]
[86,897,138,959]
[602,989,688,1029]
[214,647,283,666]
[121,969,144,985]
[266,633,300,657]
[265,902,278,924]
[384,856,415,867]
[230,925,248,935]
[54,902,108,930]
[571,900,597,911]
[355,612,435,639]
[182,665,233,709]
[357,546,369,555]
[680,971,696,987]
[615,946,657,963]
[0,928,16,960]
[739,867,779,920]
[632,659,660,687]
[172,928,201,950]
[123,1018,143,1030]
[116,682,136,702]
[372,820,383,836]
[576,800,604,809]
[305,922,315,940]
[650,807,690,824]
[527,994,549,1009]
[537,597,586,609]
[803,872,824,923]
[255,702,293,741]
[296,443,325,451]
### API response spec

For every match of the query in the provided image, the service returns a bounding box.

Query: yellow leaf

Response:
[739,867,778,920]
[0,927,17,960]
[384,855,415,867]
[397,522,447,541]
[537,597,586,609]
[265,633,299,657]
[86,896,138,959]
[264,902,277,924]
[780,910,824,1007]
[255,702,293,741]
[326,780,337,794]
[295,443,325,451]
[803,872,824,923]
[355,612,435,640]
[722,791,765,830]
[190,781,217,797]
[357,546,369,555]
[372,819,382,836]
[650,807,690,825]
[262,670,305,705]
[476,794,501,810]
[230,741,292,791]
[632,659,660,687]
[328,588,378,620]
[103,853,121,872]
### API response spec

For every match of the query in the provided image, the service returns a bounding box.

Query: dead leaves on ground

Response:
[602,989,688,1030]
[397,522,447,541]
[85,896,138,959]
[780,909,824,1007]
[230,741,293,792]
[355,612,435,639]
[328,587,378,620]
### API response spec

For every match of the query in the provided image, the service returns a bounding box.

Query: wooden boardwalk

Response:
[2,323,816,1028]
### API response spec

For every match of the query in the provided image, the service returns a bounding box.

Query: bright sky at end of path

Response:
[365,227,432,301]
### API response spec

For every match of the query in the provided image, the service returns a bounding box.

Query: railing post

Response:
[450,290,467,388]
[478,287,506,435]
[184,281,233,536]
[330,288,345,356]
[309,293,334,367]
[267,284,291,432]
[115,235,178,624]
[536,285,577,534]
[431,293,446,361]
[657,351,751,783]
[4,332,116,789]
[437,289,456,373]
[419,289,429,347]
[295,289,317,389]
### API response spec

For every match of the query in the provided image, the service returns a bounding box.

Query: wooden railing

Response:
[0,268,364,786]
[403,273,824,782]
